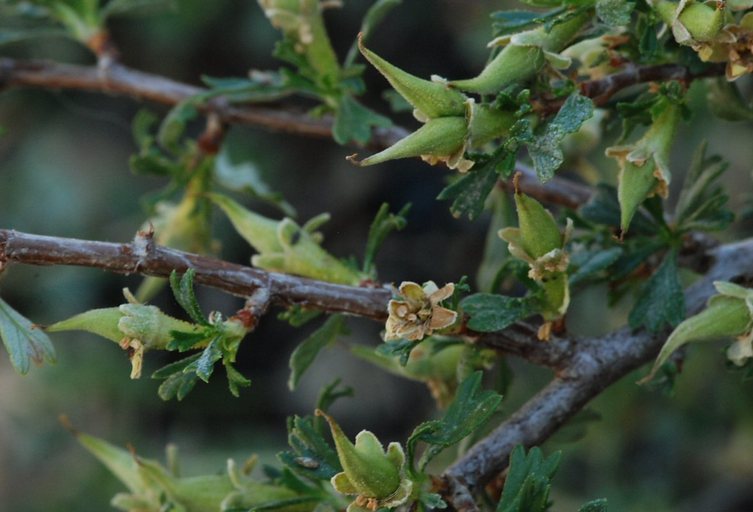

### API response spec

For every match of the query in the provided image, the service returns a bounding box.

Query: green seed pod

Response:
[211,193,367,285]
[467,103,516,147]
[209,193,283,255]
[653,0,726,44]
[607,101,681,234]
[316,410,409,504]
[348,116,468,167]
[513,191,563,260]
[358,35,467,119]
[46,302,197,350]
[642,281,753,382]
[258,0,341,84]
[450,12,589,94]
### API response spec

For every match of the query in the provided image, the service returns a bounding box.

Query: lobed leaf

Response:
[408,371,502,470]
[288,315,347,390]
[628,250,685,333]
[461,293,534,332]
[0,297,56,375]
[362,202,410,275]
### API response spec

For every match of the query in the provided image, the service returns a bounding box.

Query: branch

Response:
[442,238,753,494]
[2,228,750,503]
[0,58,720,210]
[0,229,391,321]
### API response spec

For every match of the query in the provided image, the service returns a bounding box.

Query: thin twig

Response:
[0,58,723,209]
[0,229,391,321]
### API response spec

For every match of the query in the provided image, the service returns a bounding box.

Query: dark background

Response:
[2,2,753,510]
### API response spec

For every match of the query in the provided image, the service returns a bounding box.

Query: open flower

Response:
[384,281,457,341]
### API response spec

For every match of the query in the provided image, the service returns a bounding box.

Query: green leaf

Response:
[166,330,208,352]
[407,371,502,470]
[225,361,251,397]
[578,498,608,512]
[278,305,322,327]
[674,142,733,233]
[498,446,561,512]
[490,9,564,36]
[100,0,173,19]
[0,297,56,375]
[169,269,208,325]
[185,336,223,382]
[596,0,634,27]
[461,294,534,332]
[214,150,296,217]
[152,353,202,401]
[316,378,354,413]
[629,250,685,333]
[569,247,623,286]
[528,94,594,182]
[344,0,402,67]
[376,339,417,366]
[278,415,342,480]
[362,203,410,274]
[436,159,499,221]
[332,94,392,145]
[0,27,70,45]
[288,315,347,390]
[158,99,199,153]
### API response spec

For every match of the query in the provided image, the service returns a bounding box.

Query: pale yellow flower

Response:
[384,281,457,341]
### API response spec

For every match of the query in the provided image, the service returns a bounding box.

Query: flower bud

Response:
[606,101,681,234]
[450,12,589,94]
[358,35,467,120]
[211,193,368,285]
[642,281,753,382]
[316,410,412,511]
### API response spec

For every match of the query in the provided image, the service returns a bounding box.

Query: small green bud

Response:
[450,12,589,94]
[316,410,412,512]
[358,35,467,120]
[642,281,753,382]
[606,101,681,234]
[211,193,368,285]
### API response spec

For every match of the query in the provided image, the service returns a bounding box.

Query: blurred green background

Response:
[2,1,753,511]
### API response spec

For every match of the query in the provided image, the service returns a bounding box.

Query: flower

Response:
[384,281,457,342]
